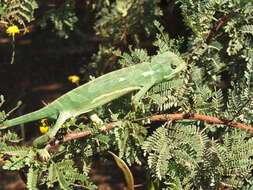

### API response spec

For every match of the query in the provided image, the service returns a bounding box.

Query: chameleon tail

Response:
[1,106,57,129]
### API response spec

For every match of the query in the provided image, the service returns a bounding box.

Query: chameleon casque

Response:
[0,51,186,148]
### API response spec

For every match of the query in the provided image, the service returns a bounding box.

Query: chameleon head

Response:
[151,51,186,80]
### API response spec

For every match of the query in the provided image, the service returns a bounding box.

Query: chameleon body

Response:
[0,51,185,147]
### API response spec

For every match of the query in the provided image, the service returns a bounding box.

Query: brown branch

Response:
[63,123,116,142]
[45,113,253,151]
[45,123,117,151]
[150,113,253,133]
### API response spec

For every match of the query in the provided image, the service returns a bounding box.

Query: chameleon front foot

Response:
[33,134,51,148]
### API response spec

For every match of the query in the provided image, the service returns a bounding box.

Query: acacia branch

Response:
[45,123,117,151]
[150,113,253,133]
[45,113,253,151]
[63,123,116,142]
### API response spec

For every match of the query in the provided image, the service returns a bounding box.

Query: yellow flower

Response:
[39,119,50,134]
[6,25,20,36]
[68,75,80,84]
[40,125,49,134]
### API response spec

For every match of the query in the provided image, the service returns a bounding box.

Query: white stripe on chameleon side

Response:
[91,87,141,104]
[142,70,155,76]
[119,77,126,82]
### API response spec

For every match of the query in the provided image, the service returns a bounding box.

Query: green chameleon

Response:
[0,51,186,148]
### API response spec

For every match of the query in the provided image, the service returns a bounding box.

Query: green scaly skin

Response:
[0,51,186,148]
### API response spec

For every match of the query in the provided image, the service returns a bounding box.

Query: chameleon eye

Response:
[171,63,177,69]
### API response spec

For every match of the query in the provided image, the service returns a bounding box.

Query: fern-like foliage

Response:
[145,79,185,112]
[94,0,161,44]
[142,125,208,188]
[40,1,78,39]
[208,130,253,188]
[143,126,253,189]
[110,120,147,165]
[0,140,96,189]
[241,25,253,35]
[27,167,39,190]
[177,0,253,85]
[86,0,163,78]
[0,0,38,26]
[45,160,96,190]
[225,61,253,125]
[1,144,34,170]
[153,20,184,54]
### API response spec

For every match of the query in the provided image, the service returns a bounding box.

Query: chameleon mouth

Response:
[163,72,178,80]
